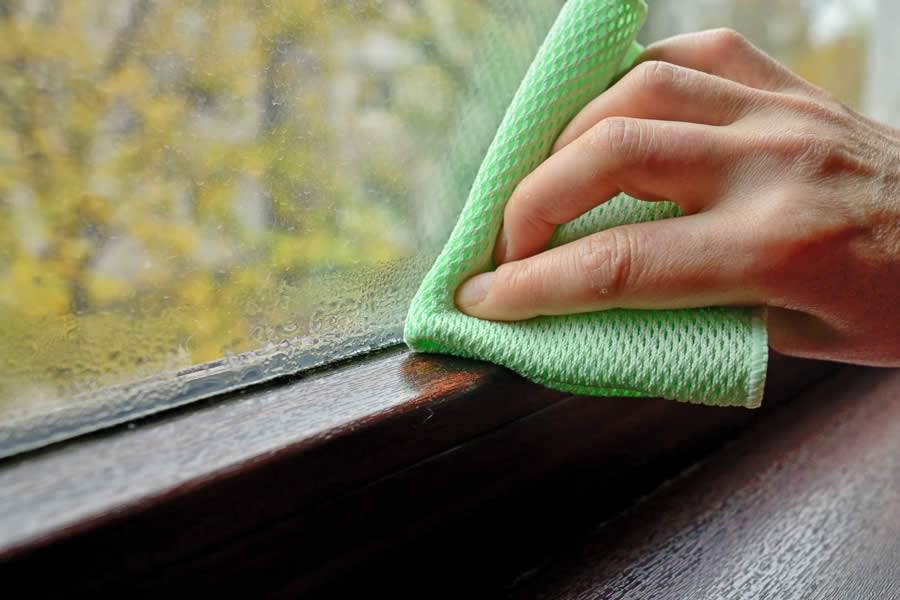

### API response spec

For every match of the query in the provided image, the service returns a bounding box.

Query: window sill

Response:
[503,364,900,599]
[0,345,835,595]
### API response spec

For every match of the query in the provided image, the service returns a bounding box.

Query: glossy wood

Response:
[0,347,564,590]
[507,366,900,599]
[0,346,835,596]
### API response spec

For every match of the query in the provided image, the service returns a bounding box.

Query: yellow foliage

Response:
[0,0,529,410]
[178,275,215,307]
[6,257,70,317]
[132,222,198,257]
[78,194,114,225]
[101,65,150,98]
[57,239,93,273]
[86,272,135,305]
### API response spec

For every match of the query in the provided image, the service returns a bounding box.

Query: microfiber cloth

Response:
[404,0,768,408]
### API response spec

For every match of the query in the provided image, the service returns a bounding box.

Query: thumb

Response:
[456,214,761,321]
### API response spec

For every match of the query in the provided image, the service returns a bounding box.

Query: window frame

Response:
[502,365,900,599]
[0,345,836,595]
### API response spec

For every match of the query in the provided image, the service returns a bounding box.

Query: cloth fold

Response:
[404,0,768,408]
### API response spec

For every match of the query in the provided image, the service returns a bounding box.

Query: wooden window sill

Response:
[502,364,900,599]
[0,346,835,596]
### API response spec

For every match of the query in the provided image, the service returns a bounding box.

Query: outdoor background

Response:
[0,0,895,445]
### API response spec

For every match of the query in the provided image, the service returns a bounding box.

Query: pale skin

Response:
[455,29,900,367]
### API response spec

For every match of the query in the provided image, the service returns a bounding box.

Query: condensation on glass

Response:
[0,0,883,457]
[0,0,564,456]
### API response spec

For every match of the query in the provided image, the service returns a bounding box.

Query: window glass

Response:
[642,0,887,121]
[0,0,888,456]
[0,0,562,455]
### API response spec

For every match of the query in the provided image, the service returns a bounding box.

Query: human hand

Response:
[455,29,900,366]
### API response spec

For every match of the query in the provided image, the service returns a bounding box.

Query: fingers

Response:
[553,29,805,154]
[552,60,766,152]
[639,28,801,93]
[498,118,739,264]
[458,213,762,321]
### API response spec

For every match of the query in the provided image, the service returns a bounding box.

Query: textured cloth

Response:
[404,0,768,407]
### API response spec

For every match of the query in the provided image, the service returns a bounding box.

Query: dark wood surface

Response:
[0,346,836,596]
[505,366,900,599]
[0,347,565,591]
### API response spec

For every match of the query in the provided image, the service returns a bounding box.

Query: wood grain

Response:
[507,366,900,599]
[0,348,564,591]
[0,347,835,596]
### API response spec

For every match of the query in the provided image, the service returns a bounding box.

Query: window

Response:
[1,1,889,593]
[0,0,891,458]
[0,0,562,457]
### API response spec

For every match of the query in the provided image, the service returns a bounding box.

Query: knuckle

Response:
[604,116,632,149]
[506,174,534,216]
[588,117,643,170]
[708,27,749,56]
[507,175,556,231]
[631,60,679,94]
[494,261,532,299]
[794,133,832,167]
[769,129,860,180]
[578,228,639,299]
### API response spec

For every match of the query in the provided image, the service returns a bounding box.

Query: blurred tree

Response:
[0,0,561,413]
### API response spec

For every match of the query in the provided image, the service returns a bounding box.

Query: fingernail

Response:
[494,228,508,264]
[456,272,494,312]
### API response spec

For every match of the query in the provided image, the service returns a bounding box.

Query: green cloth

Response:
[404,0,768,408]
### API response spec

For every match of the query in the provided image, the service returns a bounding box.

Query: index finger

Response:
[639,28,801,92]
[458,212,761,322]
[496,117,738,265]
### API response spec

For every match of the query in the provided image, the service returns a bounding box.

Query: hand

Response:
[455,29,900,366]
